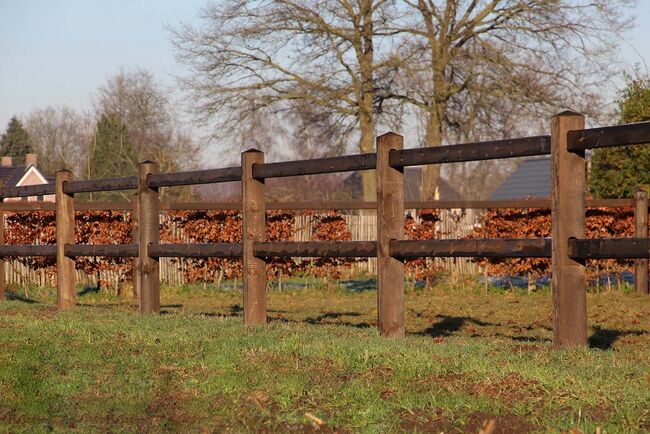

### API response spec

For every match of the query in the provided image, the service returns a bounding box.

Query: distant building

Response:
[0,154,54,202]
[343,167,464,201]
[490,156,551,200]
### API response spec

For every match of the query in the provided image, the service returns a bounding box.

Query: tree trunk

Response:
[421,106,444,200]
[358,0,376,203]
[360,114,376,201]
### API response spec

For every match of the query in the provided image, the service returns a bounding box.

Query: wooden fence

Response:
[1,112,649,347]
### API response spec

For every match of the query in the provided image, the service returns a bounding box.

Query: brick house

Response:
[0,154,54,202]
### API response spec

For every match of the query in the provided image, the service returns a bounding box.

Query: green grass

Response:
[0,280,649,433]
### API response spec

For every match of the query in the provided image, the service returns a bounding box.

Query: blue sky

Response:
[1,0,650,133]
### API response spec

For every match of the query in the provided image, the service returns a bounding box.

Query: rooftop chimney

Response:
[1,156,12,167]
[25,153,37,167]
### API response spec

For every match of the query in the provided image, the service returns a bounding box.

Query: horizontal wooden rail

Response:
[147,167,242,188]
[0,245,56,257]
[0,198,637,212]
[390,238,552,258]
[568,122,650,152]
[63,177,138,194]
[64,244,138,258]
[390,136,551,167]
[149,243,243,258]
[254,241,377,257]
[3,184,55,198]
[253,153,377,179]
[568,237,650,259]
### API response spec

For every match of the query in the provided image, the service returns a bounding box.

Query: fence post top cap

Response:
[242,148,263,154]
[139,160,156,165]
[55,168,73,174]
[554,110,583,118]
[378,131,403,138]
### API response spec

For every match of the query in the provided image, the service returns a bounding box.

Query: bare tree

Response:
[394,0,636,198]
[171,0,403,200]
[94,69,200,199]
[24,106,92,176]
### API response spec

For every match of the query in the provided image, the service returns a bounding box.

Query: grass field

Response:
[0,279,649,433]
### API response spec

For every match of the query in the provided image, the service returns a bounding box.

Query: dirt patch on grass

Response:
[469,373,545,404]
[398,408,533,433]
[416,372,544,406]
[399,408,447,433]
[464,412,533,433]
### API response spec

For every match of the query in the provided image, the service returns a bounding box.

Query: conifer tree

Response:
[0,116,35,165]
[87,113,137,201]
[590,74,650,198]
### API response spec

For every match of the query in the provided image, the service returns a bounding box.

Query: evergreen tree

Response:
[87,113,137,201]
[589,74,650,198]
[0,116,35,164]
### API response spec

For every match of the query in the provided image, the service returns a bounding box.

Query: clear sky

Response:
[1,0,650,136]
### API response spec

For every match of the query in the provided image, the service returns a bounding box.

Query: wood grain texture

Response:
[55,170,76,311]
[131,195,140,299]
[634,188,648,294]
[0,180,4,300]
[551,112,587,348]
[376,132,405,338]
[242,150,267,325]
[138,161,160,314]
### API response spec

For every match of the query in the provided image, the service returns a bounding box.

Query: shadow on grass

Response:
[339,278,377,292]
[302,311,370,328]
[272,312,371,329]
[4,291,40,304]
[421,315,495,338]
[588,325,646,350]
[78,285,100,296]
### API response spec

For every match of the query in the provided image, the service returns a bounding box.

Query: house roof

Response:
[343,167,464,201]
[490,156,551,200]
[0,165,30,187]
[0,165,50,188]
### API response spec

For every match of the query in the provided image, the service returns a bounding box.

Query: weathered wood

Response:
[634,187,649,294]
[551,111,587,348]
[131,195,140,299]
[390,239,551,258]
[147,166,242,188]
[254,241,377,257]
[377,132,405,338]
[149,243,243,258]
[0,180,4,300]
[0,198,637,212]
[55,170,76,311]
[390,135,551,168]
[3,183,55,198]
[242,149,267,325]
[568,238,650,259]
[138,161,160,314]
[0,245,56,257]
[567,121,650,152]
[64,176,138,194]
[253,153,376,179]
[64,244,139,258]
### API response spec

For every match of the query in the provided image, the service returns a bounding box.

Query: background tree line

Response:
[2,1,645,202]
[171,0,637,200]
[1,69,198,201]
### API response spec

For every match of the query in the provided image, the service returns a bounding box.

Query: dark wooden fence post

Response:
[634,186,648,295]
[55,170,76,310]
[131,193,140,299]
[376,132,405,337]
[0,180,4,301]
[242,149,266,325]
[551,111,587,347]
[138,161,160,314]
